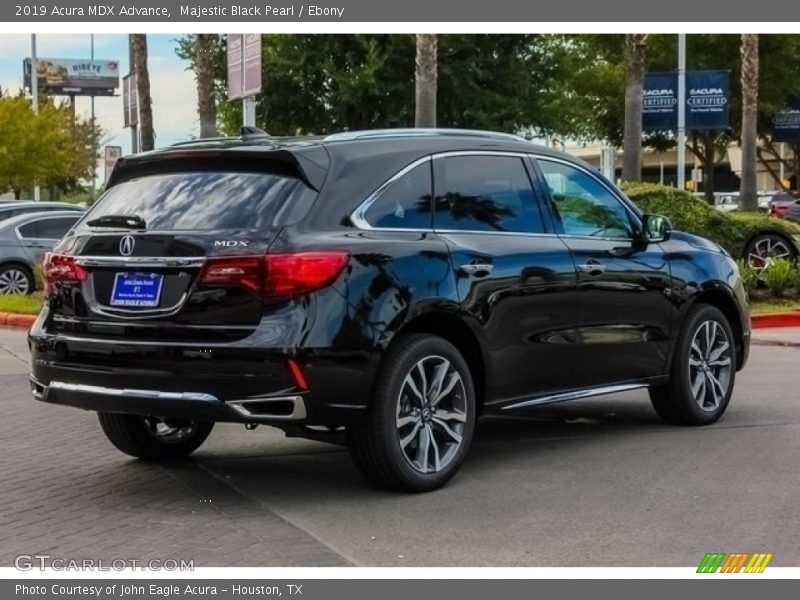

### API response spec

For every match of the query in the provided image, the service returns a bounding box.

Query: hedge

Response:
[622,182,800,259]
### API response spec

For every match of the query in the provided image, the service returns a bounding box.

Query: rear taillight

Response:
[198,251,348,300]
[42,253,87,293]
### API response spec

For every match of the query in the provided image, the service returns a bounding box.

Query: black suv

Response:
[29,129,750,492]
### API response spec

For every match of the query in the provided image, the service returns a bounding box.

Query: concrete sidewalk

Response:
[752,326,800,347]
[0,326,29,375]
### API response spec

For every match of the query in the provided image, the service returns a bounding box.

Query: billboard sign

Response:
[772,98,800,143]
[228,33,261,100]
[24,57,120,96]
[643,70,730,131]
[104,146,123,184]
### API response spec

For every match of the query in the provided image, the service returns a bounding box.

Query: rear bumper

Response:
[31,377,307,423]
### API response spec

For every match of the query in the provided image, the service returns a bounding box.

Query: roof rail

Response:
[324,128,527,142]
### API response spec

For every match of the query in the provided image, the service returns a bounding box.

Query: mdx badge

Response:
[214,240,250,247]
[119,235,135,256]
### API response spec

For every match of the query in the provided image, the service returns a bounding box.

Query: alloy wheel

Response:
[0,269,30,294]
[688,320,732,412]
[396,355,468,474]
[748,237,792,271]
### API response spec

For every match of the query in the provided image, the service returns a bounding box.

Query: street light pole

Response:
[31,34,40,201]
[677,33,687,191]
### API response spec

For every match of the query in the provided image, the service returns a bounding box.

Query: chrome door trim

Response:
[499,382,650,411]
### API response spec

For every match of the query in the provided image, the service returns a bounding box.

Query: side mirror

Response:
[641,213,672,243]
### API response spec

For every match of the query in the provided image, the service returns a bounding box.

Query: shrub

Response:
[735,259,759,294]
[761,258,797,297]
[622,182,800,259]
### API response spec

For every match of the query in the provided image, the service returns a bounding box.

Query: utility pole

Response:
[677,34,687,191]
[128,34,138,153]
[31,34,40,201]
[90,34,96,202]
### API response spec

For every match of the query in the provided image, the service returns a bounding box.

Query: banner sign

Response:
[122,73,138,128]
[23,57,119,96]
[643,72,678,131]
[643,70,729,131]
[772,98,800,143]
[686,70,729,130]
[228,33,261,100]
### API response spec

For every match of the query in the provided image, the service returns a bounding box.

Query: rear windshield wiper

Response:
[86,214,147,229]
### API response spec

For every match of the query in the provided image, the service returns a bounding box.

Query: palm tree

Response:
[131,34,155,151]
[622,34,647,182]
[195,34,217,138]
[739,34,759,211]
[414,34,437,128]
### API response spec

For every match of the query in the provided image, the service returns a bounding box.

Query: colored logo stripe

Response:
[697,552,773,573]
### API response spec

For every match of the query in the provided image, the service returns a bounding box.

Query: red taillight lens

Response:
[264,252,349,298]
[198,251,348,300]
[42,253,87,292]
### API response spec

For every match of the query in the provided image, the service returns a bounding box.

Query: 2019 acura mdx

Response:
[29,129,750,492]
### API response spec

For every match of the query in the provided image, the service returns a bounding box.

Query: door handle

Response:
[460,263,493,275]
[577,261,606,276]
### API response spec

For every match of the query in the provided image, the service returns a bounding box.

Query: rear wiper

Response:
[86,214,147,229]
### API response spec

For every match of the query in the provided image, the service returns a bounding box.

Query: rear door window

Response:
[36,217,79,239]
[432,155,545,233]
[362,162,432,229]
[83,171,317,231]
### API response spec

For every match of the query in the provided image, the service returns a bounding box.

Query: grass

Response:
[0,294,43,315]
[750,297,800,315]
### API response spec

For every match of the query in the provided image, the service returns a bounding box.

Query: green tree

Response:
[739,34,759,211]
[0,92,101,198]
[414,34,437,128]
[131,34,155,151]
[622,34,647,182]
[195,34,218,137]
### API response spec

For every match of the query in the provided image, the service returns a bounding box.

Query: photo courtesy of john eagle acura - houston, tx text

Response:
[28,128,750,492]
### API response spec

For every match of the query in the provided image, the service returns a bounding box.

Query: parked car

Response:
[625,184,800,271]
[767,192,798,219]
[0,211,82,294]
[0,201,84,223]
[783,199,800,225]
[714,192,739,212]
[30,129,750,492]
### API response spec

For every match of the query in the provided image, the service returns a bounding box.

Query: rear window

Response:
[84,171,317,231]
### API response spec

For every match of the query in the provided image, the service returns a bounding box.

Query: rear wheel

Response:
[650,305,736,425]
[745,233,796,272]
[98,413,213,459]
[0,264,34,295]
[347,333,476,492]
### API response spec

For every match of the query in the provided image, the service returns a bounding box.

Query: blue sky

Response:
[0,34,199,155]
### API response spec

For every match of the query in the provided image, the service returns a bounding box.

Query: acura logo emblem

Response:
[119,235,135,256]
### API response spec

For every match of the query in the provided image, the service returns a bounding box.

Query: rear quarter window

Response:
[84,171,317,231]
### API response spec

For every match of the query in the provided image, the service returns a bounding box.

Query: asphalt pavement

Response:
[1,326,799,567]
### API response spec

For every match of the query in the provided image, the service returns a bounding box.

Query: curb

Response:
[751,311,800,329]
[0,312,36,330]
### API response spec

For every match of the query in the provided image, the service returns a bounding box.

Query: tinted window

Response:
[433,156,543,233]
[363,162,432,229]
[538,160,634,239]
[36,217,79,239]
[84,171,317,231]
[17,222,39,238]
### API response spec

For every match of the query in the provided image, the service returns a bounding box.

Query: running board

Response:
[500,383,651,412]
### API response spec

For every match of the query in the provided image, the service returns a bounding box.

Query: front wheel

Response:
[98,413,213,460]
[650,304,736,425]
[347,333,476,492]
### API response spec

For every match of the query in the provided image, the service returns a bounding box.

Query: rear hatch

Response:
[43,153,322,342]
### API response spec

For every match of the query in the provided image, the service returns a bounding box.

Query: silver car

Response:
[0,211,82,294]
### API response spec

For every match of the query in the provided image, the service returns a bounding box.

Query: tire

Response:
[649,304,736,425]
[0,264,35,295]
[98,413,213,460]
[744,233,797,272]
[347,333,476,492]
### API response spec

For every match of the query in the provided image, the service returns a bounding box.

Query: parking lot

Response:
[1,326,799,568]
